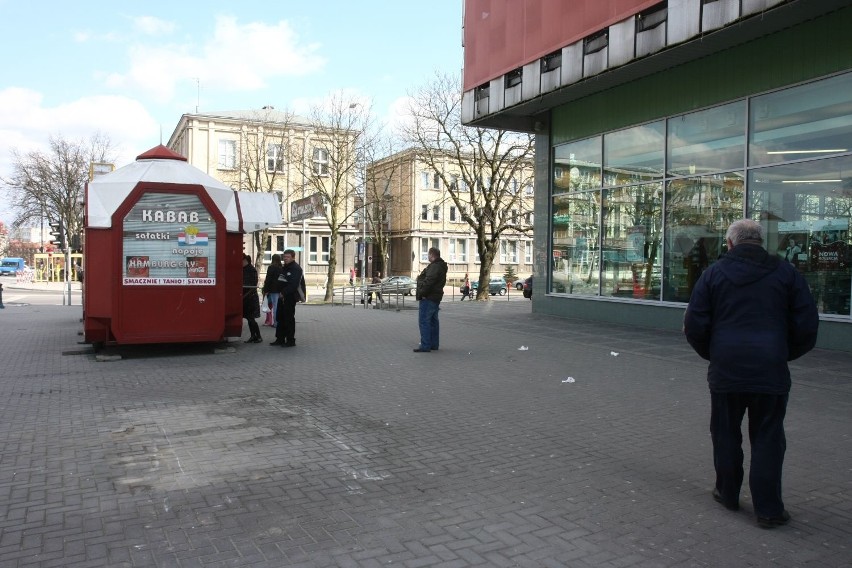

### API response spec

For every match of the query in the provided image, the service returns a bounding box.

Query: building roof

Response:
[182,109,311,127]
[87,145,281,233]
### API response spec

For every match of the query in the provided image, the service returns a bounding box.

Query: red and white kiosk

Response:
[83,145,280,347]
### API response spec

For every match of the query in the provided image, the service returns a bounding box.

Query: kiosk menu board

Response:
[122,192,217,286]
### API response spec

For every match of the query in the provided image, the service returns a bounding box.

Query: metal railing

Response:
[330,282,414,310]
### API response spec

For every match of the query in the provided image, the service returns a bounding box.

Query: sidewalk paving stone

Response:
[0,296,850,567]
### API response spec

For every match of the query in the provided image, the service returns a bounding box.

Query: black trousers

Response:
[710,392,788,517]
[275,297,297,344]
[245,317,260,339]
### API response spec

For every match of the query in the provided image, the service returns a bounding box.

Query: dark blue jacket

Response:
[277,261,304,302]
[684,243,818,394]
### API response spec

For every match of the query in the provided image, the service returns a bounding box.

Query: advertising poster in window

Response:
[778,220,849,271]
[122,192,217,286]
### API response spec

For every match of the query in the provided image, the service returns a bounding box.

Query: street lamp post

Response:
[349,102,368,288]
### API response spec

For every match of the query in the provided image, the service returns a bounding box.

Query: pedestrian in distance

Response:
[413,247,448,352]
[271,249,305,348]
[683,219,819,528]
[369,271,383,305]
[460,273,471,301]
[261,254,282,328]
[241,254,262,343]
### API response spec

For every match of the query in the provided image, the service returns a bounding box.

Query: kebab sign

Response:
[122,192,217,285]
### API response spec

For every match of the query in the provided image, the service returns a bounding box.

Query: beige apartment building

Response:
[167,111,534,288]
[372,148,535,286]
[167,109,361,287]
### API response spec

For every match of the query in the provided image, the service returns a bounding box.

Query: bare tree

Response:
[401,72,535,299]
[1,133,116,251]
[218,108,295,270]
[289,92,380,301]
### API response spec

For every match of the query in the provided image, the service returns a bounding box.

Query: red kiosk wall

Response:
[223,232,244,338]
[83,227,115,343]
[110,183,229,344]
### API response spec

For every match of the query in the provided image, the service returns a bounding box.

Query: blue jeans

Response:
[266,292,280,326]
[417,299,440,351]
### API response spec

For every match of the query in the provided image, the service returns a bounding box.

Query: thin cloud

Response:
[105,15,325,103]
[133,16,176,36]
[0,87,159,175]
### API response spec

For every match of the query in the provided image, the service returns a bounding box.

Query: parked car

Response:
[512,278,524,290]
[522,275,533,299]
[471,276,508,296]
[379,275,416,295]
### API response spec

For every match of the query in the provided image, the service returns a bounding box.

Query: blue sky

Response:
[0,0,464,226]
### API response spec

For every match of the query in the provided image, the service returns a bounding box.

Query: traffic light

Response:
[49,220,65,249]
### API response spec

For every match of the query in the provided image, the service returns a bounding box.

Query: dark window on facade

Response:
[541,51,562,73]
[474,84,490,102]
[637,2,667,32]
[584,30,608,55]
[505,68,522,89]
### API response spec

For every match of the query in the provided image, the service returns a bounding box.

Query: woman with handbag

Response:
[242,254,262,343]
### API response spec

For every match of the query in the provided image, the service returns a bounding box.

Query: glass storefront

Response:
[550,71,852,319]
[748,155,851,316]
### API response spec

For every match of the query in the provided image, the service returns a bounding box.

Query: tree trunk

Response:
[475,239,497,300]
[324,231,339,302]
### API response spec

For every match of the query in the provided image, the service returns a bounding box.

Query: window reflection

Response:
[749,155,852,315]
[663,174,744,302]
[551,191,600,295]
[750,73,852,166]
[553,136,601,195]
[602,184,663,299]
[667,101,746,176]
[604,122,664,187]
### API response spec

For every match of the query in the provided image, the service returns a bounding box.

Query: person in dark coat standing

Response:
[684,219,818,528]
[413,247,448,352]
[271,249,304,348]
[242,254,262,343]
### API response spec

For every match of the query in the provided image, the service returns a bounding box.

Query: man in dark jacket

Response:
[271,249,305,348]
[684,219,818,528]
[413,247,448,352]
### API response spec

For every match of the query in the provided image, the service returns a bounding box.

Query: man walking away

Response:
[413,247,448,352]
[684,219,818,528]
[271,249,304,348]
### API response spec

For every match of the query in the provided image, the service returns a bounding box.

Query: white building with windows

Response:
[370,148,535,285]
[167,109,360,287]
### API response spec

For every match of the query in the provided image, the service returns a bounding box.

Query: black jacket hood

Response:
[717,243,781,287]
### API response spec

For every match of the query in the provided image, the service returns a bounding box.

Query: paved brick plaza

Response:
[0,294,850,567]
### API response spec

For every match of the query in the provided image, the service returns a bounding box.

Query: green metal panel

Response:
[532,296,852,353]
[553,7,852,144]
